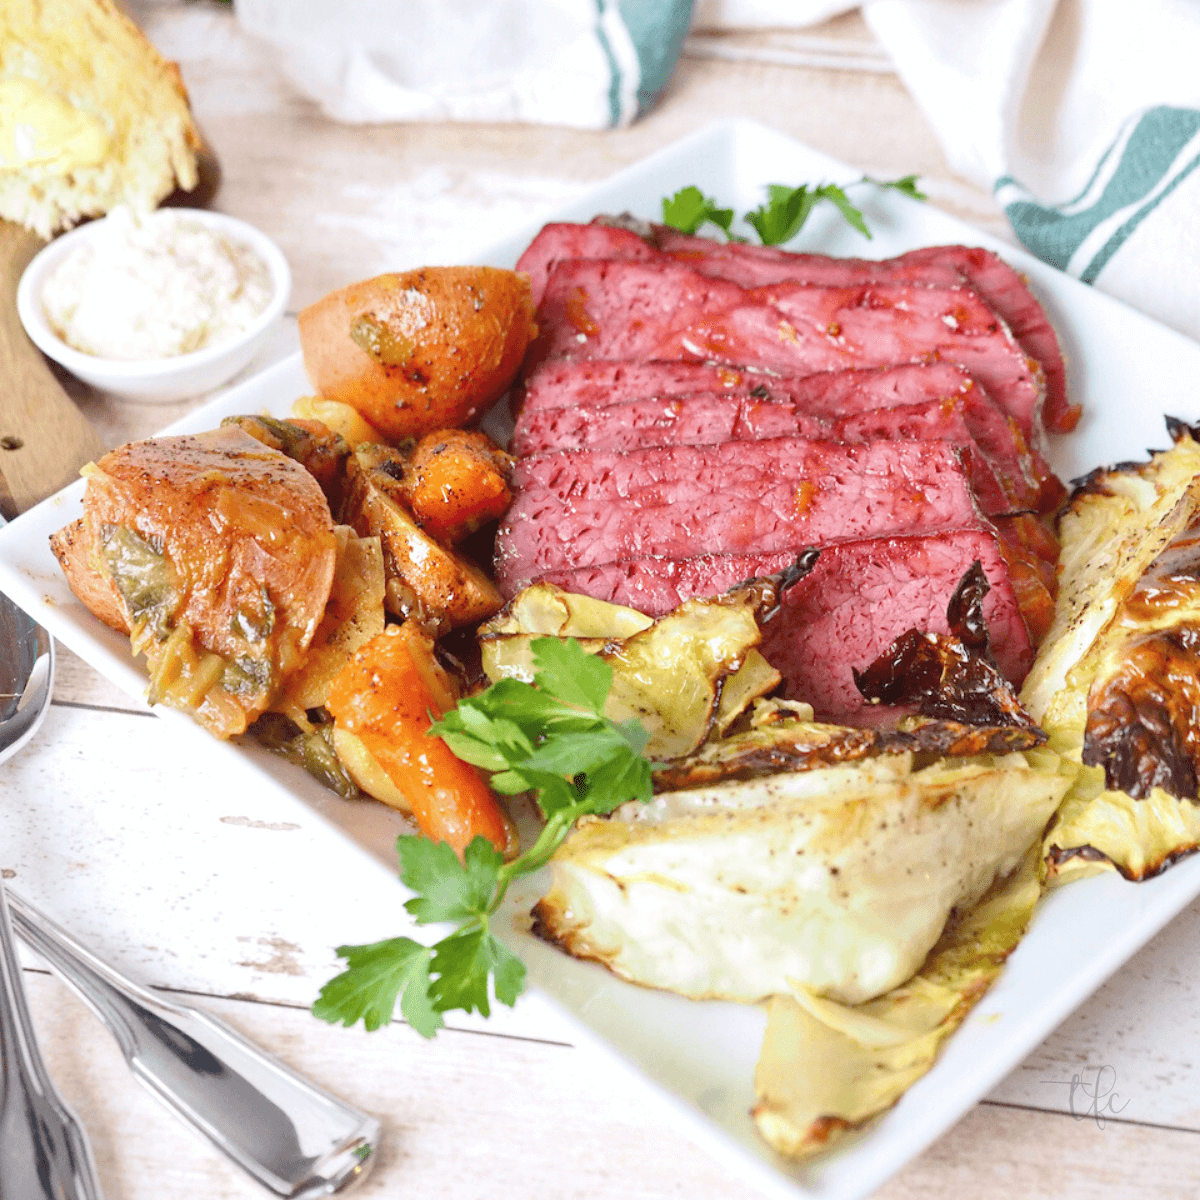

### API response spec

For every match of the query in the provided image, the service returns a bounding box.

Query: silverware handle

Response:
[0,883,105,1200]
[8,890,380,1199]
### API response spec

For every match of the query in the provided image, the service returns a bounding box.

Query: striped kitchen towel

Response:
[865,0,1200,341]
[234,0,693,130]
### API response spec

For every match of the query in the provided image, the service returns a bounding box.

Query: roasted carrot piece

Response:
[404,429,514,545]
[326,622,513,856]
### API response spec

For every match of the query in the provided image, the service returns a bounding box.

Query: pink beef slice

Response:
[516,222,659,307]
[529,258,1048,445]
[517,359,763,414]
[654,229,1072,430]
[517,221,1073,432]
[758,532,1034,721]
[512,390,1030,515]
[495,437,991,587]
[539,533,1034,723]
[515,358,1060,510]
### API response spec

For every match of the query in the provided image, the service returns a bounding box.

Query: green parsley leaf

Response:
[746,184,816,246]
[399,834,500,925]
[872,173,929,202]
[312,936,442,1036]
[531,638,611,714]
[662,185,735,237]
[429,925,526,1017]
[583,747,654,814]
[816,184,870,238]
[316,635,654,1037]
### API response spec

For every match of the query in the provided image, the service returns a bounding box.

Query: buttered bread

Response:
[0,0,200,236]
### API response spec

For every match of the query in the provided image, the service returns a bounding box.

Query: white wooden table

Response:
[4,5,1200,1197]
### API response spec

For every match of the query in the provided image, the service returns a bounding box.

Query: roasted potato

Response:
[298,266,537,441]
[344,444,503,633]
[49,427,338,738]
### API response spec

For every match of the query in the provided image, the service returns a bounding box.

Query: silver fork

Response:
[6,886,381,1198]
[0,879,106,1199]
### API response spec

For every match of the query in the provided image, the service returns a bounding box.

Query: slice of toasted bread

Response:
[0,0,200,236]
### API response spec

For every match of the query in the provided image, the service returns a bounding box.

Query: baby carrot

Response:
[327,622,513,857]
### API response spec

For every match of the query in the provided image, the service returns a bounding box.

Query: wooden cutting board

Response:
[0,221,107,519]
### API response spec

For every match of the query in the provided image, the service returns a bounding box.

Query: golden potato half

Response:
[299,266,537,441]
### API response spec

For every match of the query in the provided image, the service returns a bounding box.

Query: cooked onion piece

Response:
[343,443,503,633]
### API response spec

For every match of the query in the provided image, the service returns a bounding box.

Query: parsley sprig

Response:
[663,174,926,246]
[312,638,653,1037]
[660,185,739,239]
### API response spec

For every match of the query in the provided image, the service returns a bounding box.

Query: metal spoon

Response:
[0,588,54,764]
[7,888,381,1198]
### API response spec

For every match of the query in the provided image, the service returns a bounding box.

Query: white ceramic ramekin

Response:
[16,208,291,404]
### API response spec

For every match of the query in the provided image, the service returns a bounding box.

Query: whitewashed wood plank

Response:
[20,969,1200,1200]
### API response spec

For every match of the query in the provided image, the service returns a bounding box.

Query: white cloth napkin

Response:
[864,0,1200,343]
[233,0,693,129]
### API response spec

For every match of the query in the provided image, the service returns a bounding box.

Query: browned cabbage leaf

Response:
[753,846,1041,1158]
[480,555,817,759]
[1021,421,1200,883]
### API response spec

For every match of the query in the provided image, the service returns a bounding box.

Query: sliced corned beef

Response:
[515,358,1062,510]
[517,359,760,414]
[759,532,1034,721]
[496,437,991,584]
[535,531,1033,723]
[529,259,1048,445]
[518,221,1073,432]
[655,230,1073,431]
[517,222,658,307]
[511,390,1033,515]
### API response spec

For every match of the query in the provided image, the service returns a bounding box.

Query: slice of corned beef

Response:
[899,246,1074,434]
[518,221,1073,432]
[511,389,1034,515]
[517,222,659,307]
[654,230,1072,430]
[515,358,1062,510]
[535,531,1034,723]
[517,360,760,414]
[530,259,1048,444]
[496,438,991,584]
[760,531,1034,721]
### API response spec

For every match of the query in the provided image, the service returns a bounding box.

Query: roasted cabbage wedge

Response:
[753,846,1041,1158]
[479,580,788,760]
[1021,423,1200,883]
[533,745,1071,1006]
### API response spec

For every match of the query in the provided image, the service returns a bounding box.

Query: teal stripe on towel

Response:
[1000,106,1200,272]
[1080,147,1200,283]
[618,0,693,115]
[594,0,622,128]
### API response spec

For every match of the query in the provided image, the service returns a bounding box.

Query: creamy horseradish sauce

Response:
[41,206,273,360]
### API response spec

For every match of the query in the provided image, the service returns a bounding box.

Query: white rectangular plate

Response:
[4,120,1200,1200]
